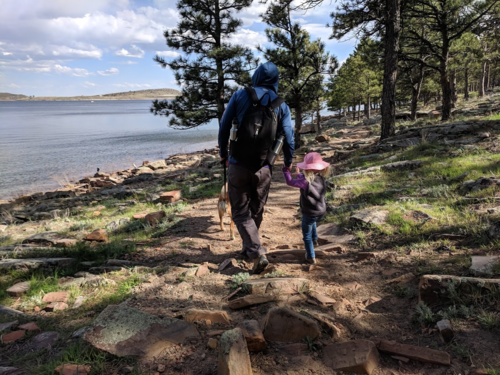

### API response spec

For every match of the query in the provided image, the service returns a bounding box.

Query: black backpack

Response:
[230,87,284,169]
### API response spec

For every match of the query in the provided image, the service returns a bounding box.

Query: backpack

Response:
[230,87,284,169]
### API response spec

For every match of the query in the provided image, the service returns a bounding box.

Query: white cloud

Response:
[97,67,119,76]
[112,60,138,64]
[2,52,12,56]
[156,50,181,58]
[51,45,102,59]
[53,64,93,77]
[226,29,267,50]
[114,45,144,58]
[83,81,97,87]
[113,83,151,88]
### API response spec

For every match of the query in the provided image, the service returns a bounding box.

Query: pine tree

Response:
[260,2,337,147]
[151,0,258,129]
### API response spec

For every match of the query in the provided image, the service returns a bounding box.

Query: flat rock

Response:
[267,250,326,260]
[55,364,91,375]
[84,304,199,358]
[159,190,181,203]
[218,328,253,375]
[0,258,74,271]
[236,320,266,352]
[351,209,389,225]
[22,232,59,246]
[84,229,108,243]
[470,256,500,276]
[303,310,347,339]
[72,296,87,309]
[18,322,40,332]
[316,223,355,244]
[0,367,23,375]
[436,319,454,343]
[242,278,309,295]
[375,339,450,365]
[184,309,231,325]
[7,281,30,297]
[1,330,25,344]
[308,291,336,306]
[323,340,379,374]
[45,302,69,311]
[263,307,320,342]
[28,331,59,351]
[42,291,68,303]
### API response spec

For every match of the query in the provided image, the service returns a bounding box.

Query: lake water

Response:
[0,100,219,200]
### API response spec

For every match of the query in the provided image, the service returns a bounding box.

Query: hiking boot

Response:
[252,255,269,274]
[236,250,250,261]
[313,240,319,247]
[305,253,317,264]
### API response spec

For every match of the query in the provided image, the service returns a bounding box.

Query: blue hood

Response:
[252,62,279,93]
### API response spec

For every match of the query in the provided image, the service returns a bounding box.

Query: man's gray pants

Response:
[228,163,272,260]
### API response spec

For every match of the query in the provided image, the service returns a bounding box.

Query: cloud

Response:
[2,52,12,56]
[226,29,267,50]
[114,45,144,58]
[97,67,119,75]
[156,50,181,58]
[53,64,93,77]
[51,45,102,59]
[83,81,97,87]
[113,83,151,88]
[112,60,138,64]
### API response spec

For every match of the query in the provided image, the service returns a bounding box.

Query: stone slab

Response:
[376,339,450,365]
[84,304,199,358]
[218,328,253,375]
[184,309,231,325]
[236,320,266,352]
[242,278,309,295]
[6,281,30,297]
[351,209,389,226]
[263,307,320,342]
[228,294,277,310]
[0,258,74,271]
[470,256,500,276]
[323,340,379,374]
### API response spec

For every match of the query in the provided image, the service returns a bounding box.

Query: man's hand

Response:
[220,156,228,167]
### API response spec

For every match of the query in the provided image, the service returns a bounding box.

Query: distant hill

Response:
[0,93,28,100]
[0,88,181,101]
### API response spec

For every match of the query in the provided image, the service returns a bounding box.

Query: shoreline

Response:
[0,97,179,102]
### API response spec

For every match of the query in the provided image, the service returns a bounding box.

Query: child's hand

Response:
[295,166,300,175]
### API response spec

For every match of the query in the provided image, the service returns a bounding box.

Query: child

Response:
[282,152,330,264]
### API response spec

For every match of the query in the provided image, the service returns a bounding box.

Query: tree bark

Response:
[479,61,486,97]
[464,68,469,101]
[294,104,303,149]
[315,108,322,135]
[380,0,401,140]
[450,69,457,106]
[352,104,356,120]
[440,32,451,121]
[486,63,491,90]
[410,67,424,121]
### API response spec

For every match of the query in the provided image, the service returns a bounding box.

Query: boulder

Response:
[22,232,59,246]
[45,302,69,312]
[84,304,199,358]
[83,229,108,243]
[184,309,231,325]
[470,256,500,276]
[436,319,454,343]
[315,135,330,143]
[144,211,166,227]
[228,294,277,310]
[323,340,379,374]
[18,322,41,332]
[218,328,253,375]
[28,331,59,351]
[42,291,68,303]
[159,190,182,203]
[6,281,30,297]
[351,209,389,226]
[0,321,18,333]
[381,160,423,171]
[263,307,320,342]
[144,160,167,170]
[236,320,266,352]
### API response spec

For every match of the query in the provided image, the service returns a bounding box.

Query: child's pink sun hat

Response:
[297,152,330,170]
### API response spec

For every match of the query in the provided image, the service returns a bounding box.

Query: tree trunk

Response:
[450,69,457,106]
[479,61,486,97]
[358,101,361,121]
[464,68,469,101]
[352,104,356,120]
[440,34,451,121]
[380,0,401,140]
[410,67,424,121]
[366,97,371,119]
[294,104,302,149]
[315,108,321,135]
[487,63,491,90]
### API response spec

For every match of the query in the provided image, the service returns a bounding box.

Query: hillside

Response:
[0,92,28,100]
[0,88,181,101]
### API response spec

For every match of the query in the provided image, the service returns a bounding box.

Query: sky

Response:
[0,0,357,97]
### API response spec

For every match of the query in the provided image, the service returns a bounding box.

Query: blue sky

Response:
[0,0,357,97]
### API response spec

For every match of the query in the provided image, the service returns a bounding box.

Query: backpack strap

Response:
[245,87,259,104]
[270,96,284,110]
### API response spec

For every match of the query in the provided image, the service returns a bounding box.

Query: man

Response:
[219,62,295,274]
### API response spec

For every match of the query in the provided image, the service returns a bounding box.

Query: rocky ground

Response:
[1,91,500,375]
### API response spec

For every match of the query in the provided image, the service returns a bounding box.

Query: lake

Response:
[0,100,219,200]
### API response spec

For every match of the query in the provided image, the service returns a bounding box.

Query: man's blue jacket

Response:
[218,62,295,167]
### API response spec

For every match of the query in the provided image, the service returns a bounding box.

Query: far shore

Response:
[0,96,179,102]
